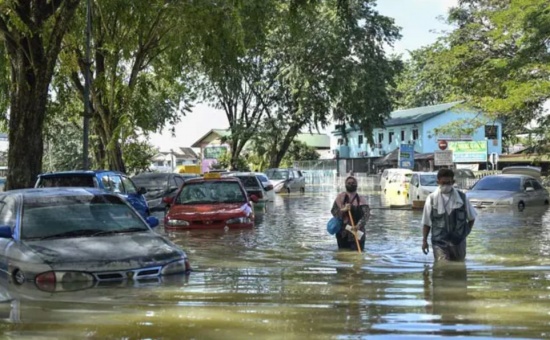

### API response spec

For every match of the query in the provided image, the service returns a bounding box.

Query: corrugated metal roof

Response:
[333,101,465,134]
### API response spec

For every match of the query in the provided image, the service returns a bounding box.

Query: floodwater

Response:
[2,184,550,339]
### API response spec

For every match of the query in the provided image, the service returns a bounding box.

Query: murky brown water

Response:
[1,186,550,339]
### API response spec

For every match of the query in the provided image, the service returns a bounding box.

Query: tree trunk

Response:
[6,54,48,189]
[268,124,301,168]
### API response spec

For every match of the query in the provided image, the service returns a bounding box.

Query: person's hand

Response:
[422,239,429,255]
[340,203,351,212]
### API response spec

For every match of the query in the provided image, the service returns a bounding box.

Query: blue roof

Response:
[333,101,465,134]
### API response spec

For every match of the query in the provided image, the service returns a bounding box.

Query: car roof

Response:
[2,187,111,198]
[38,170,123,177]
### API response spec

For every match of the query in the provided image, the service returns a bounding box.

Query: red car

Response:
[163,173,258,230]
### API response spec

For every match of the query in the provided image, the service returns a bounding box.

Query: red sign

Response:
[438,140,448,150]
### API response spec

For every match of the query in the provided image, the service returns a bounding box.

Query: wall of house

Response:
[331,109,503,159]
[422,110,502,154]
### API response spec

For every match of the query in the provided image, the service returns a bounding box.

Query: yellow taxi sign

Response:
[203,172,222,179]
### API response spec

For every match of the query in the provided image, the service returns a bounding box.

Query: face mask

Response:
[439,184,453,194]
[346,184,357,192]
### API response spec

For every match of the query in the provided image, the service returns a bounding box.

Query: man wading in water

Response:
[421,168,477,261]
[331,176,370,251]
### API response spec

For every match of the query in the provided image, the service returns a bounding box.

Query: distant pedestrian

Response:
[331,176,370,251]
[421,168,477,261]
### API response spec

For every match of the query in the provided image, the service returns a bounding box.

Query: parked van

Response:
[380,168,413,192]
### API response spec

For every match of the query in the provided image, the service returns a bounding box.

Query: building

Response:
[330,101,503,171]
[150,147,199,172]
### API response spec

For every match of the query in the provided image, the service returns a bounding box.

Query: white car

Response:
[380,168,413,193]
[254,172,275,201]
[408,172,438,204]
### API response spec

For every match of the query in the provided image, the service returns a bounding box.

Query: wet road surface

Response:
[1,187,550,339]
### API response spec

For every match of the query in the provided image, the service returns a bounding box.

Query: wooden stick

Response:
[348,210,362,254]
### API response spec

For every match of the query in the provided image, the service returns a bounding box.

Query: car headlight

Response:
[226,217,251,224]
[34,271,95,292]
[161,258,191,275]
[166,219,190,226]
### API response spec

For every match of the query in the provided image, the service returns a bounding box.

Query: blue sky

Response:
[150,0,458,152]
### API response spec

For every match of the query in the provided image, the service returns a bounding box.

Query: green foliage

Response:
[280,140,320,168]
[122,138,158,175]
[211,150,249,171]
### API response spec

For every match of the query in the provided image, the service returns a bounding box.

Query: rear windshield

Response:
[236,176,260,188]
[132,174,169,189]
[37,175,95,188]
[420,174,437,186]
[266,169,288,180]
[256,175,269,183]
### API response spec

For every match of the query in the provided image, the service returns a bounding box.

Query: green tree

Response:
[0,0,81,189]
[280,140,320,168]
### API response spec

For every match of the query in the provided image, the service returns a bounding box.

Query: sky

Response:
[149,0,459,152]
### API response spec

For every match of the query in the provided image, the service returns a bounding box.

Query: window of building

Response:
[401,130,405,142]
[389,131,394,143]
[412,129,419,141]
[485,125,498,139]
[358,135,363,145]
[378,133,383,144]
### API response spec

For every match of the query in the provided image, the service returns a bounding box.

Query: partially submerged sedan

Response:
[164,173,257,230]
[0,188,190,292]
[466,174,549,210]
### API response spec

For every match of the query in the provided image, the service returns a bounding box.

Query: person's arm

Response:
[421,196,432,254]
[331,200,340,218]
[356,204,371,230]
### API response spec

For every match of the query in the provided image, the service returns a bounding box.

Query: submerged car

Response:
[223,172,272,209]
[265,168,305,194]
[466,174,549,209]
[164,173,258,230]
[35,170,149,219]
[408,172,438,203]
[0,188,190,292]
[131,172,199,212]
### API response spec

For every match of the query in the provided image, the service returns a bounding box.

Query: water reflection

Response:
[1,190,550,338]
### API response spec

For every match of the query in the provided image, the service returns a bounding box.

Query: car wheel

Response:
[518,201,525,211]
[300,187,305,193]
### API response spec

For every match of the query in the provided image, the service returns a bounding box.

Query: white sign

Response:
[434,150,453,166]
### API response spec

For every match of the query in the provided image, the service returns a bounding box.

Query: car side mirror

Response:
[162,196,174,205]
[146,216,159,228]
[250,194,259,203]
[0,226,12,238]
[138,187,147,195]
[525,187,535,192]
[265,184,274,191]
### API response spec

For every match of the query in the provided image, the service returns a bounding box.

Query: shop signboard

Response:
[448,141,487,163]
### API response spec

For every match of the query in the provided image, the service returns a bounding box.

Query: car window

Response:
[102,175,124,194]
[266,169,288,180]
[0,196,17,231]
[38,175,95,188]
[132,174,169,191]
[121,176,138,195]
[382,170,388,178]
[236,176,260,188]
[471,176,521,192]
[174,176,185,188]
[256,174,269,183]
[531,180,543,190]
[21,194,147,240]
[176,181,246,204]
[410,175,418,186]
[420,174,437,186]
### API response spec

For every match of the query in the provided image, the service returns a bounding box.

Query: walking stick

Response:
[348,210,362,254]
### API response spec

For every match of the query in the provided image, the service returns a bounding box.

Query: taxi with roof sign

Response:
[163,172,258,229]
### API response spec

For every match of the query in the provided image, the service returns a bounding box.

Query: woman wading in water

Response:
[331,176,370,251]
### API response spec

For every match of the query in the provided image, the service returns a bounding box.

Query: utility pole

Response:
[82,0,92,170]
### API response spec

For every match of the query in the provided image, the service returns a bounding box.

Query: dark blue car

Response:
[34,170,150,218]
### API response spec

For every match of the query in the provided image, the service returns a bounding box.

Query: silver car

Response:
[0,188,190,292]
[466,174,549,210]
[265,168,306,194]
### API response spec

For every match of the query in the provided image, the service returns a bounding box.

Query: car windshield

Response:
[38,175,95,188]
[266,170,287,180]
[176,181,246,204]
[420,174,437,186]
[132,174,168,190]
[236,176,260,188]
[471,176,521,192]
[21,194,148,240]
